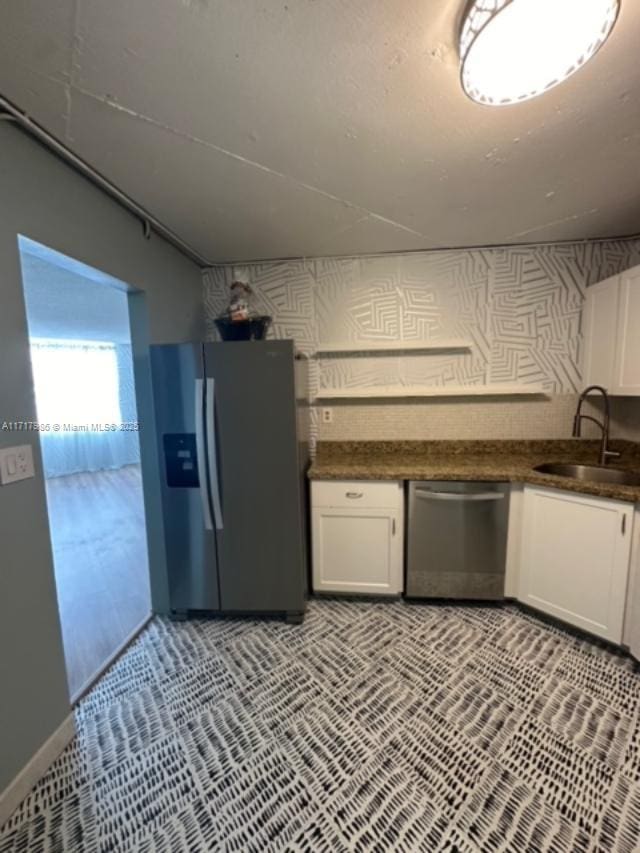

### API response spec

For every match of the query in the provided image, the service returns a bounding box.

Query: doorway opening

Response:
[18,236,151,701]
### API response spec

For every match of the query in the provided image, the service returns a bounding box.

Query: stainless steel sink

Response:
[533,462,640,487]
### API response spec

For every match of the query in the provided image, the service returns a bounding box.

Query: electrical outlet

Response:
[0,444,35,485]
[322,408,334,424]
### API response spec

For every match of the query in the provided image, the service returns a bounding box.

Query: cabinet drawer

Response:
[312,480,403,509]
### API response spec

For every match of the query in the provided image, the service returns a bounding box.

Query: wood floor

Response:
[45,464,151,700]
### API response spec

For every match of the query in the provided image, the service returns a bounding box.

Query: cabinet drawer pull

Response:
[622,514,627,535]
[392,518,396,536]
[346,491,363,499]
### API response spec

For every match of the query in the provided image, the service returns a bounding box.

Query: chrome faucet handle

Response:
[603,449,621,460]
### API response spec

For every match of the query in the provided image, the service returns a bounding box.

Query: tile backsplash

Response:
[316,395,640,444]
[316,396,580,441]
[203,239,640,446]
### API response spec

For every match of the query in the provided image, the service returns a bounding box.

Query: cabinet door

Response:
[613,267,640,395]
[519,487,632,642]
[582,275,619,390]
[312,506,403,595]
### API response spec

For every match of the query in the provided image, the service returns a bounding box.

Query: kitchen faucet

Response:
[572,385,621,466]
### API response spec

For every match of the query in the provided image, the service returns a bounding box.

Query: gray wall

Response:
[204,241,640,445]
[0,122,203,796]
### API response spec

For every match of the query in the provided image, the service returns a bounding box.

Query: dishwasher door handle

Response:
[414,489,505,502]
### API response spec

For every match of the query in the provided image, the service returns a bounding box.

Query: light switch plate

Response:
[0,444,35,485]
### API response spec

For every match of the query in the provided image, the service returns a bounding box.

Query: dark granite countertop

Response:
[308,439,640,503]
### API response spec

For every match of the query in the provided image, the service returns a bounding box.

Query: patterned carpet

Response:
[2,598,640,852]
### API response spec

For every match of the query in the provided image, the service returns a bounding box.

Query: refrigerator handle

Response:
[194,378,213,531]
[206,378,224,531]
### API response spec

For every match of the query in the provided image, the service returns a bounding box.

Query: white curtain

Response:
[30,338,140,478]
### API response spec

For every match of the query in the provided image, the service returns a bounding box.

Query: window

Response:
[30,338,122,429]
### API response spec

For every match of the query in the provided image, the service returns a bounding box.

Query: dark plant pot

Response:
[215,315,272,341]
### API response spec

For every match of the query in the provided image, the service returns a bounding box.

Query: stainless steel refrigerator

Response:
[150,340,310,623]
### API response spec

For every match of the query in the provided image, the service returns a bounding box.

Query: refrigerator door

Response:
[150,343,220,612]
[203,340,306,614]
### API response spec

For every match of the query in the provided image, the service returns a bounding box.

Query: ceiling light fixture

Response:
[459,0,620,106]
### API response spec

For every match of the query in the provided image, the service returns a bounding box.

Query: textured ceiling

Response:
[1,0,640,263]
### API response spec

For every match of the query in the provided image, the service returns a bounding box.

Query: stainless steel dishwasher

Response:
[406,481,510,600]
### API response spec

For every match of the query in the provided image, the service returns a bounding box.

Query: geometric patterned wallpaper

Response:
[204,239,640,396]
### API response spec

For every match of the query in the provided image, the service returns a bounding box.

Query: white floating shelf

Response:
[315,339,473,355]
[315,384,547,400]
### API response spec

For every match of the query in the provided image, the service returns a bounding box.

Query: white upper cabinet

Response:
[582,274,619,390]
[613,266,640,395]
[519,487,632,643]
[583,264,640,395]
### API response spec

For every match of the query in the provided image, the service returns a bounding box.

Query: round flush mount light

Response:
[460,0,620,106]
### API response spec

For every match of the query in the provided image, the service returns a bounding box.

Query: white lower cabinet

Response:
[519,486,633,643]
[311,480,404,595]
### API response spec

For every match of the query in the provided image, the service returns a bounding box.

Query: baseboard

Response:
[0,713,76,828]
[70,612,152,705]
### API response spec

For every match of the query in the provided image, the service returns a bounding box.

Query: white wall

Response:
[204,240,640,443]
[19,248,132,343]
